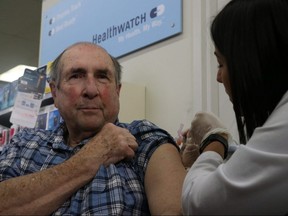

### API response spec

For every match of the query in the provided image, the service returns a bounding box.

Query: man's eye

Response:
[98,74,108,79]
[97,71,110,81]
[70,73,84,79]
[217,64,223,68]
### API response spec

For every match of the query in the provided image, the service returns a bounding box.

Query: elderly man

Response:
[0,42,186,215]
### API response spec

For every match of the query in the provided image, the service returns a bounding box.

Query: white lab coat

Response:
[182,91,288,215]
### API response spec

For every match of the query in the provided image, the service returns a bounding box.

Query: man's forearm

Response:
[0,155,97,215]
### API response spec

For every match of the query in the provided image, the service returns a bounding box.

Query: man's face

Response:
[51,44,121,137]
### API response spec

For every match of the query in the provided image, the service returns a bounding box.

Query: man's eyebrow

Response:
[96,68,114,76]
[69,67,86,72]
[97,69,109,73]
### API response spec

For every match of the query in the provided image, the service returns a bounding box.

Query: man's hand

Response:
[78,123,138,170]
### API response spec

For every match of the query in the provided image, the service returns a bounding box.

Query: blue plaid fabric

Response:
[0,120,177,215]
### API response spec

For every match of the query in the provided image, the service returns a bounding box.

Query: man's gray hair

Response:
[48,42,122,88]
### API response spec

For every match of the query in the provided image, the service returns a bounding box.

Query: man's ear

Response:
[117,83,122,96]
[49,82,57,98]
[49,82,59,108]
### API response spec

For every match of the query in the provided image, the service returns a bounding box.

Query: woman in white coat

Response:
[182,0,288,215]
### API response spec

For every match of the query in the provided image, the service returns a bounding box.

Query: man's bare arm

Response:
[145,144,186,215]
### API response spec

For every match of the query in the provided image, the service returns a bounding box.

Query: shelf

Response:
[0,107,13,128]
[0,93,53,128]
[0,107,13,116]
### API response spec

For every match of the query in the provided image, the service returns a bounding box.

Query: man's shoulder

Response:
[117,119,174,141]
[9,127,57,149]
[14,123,64,140]
[0,128,54,156]
[117,119,157,129]
[15,127,52,138]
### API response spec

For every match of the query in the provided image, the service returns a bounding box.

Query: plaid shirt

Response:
[0,120,177,215]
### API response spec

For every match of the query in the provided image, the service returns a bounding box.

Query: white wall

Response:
[42,0,238,140]
[119,0,237,140]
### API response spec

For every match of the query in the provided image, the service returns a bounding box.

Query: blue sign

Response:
[40,0,182,65]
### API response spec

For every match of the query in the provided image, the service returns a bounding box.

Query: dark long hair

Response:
[211,0,288,143]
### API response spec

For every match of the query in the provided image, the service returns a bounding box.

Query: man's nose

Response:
[83,77,99,97]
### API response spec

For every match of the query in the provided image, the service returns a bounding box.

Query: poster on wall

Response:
[40,0,182,66]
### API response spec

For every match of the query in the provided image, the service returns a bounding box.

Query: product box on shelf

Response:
[35,104,62,130]
[35,111,48,130]
[0,79,19,111]
[0,129,8,147]
[0,83,10,110]
[0,125,20,150]
[8,79,19,107]
[47,108,61,130]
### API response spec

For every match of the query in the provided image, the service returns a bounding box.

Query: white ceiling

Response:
[0,0,42,74]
